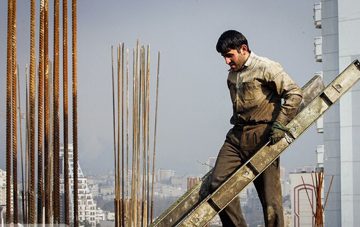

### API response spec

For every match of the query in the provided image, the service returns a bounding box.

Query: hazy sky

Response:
[0,0,323,176]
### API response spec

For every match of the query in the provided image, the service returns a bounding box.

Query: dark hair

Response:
[216,30,249,54]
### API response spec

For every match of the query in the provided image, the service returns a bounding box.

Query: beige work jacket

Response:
[227,52,302,125]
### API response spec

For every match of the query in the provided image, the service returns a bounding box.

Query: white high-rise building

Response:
[0,169,6,206]
[60,144,104,226]
[0,168,13,223]
[314,1,360,226]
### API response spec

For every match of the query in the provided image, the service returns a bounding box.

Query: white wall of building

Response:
[289,171,319,227]
[320,0,360,226]
[338,0,360,224]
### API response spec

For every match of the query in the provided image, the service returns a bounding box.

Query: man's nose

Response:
[225,58,231,64]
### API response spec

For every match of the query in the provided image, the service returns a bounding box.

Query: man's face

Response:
[222,46,248,72]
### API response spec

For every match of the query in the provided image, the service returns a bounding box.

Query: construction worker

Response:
[209,30,303,226]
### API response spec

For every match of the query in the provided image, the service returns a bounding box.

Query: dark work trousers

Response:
[209,124,284,227]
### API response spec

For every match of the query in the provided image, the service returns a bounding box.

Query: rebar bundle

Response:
[112,41,161,227]
[4,0,79,225]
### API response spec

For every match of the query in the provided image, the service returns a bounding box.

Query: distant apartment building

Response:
[157,169,175,183]
[60,144,104,226]
[0,168,13,222]
[313,1,360,226]
[186,177,201,190]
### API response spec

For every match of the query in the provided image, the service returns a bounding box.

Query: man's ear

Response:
[240,44,249,53]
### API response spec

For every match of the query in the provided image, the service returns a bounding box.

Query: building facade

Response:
[289,169,319,227]
[60,144,104,226]
[315,0,360,226]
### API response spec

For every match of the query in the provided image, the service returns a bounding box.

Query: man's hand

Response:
[270,121,289,144]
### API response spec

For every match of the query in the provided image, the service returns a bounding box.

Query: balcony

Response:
[314,36,323,62]
[314,2,322,29]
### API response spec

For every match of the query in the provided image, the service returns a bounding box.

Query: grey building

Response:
[315,0,360,226]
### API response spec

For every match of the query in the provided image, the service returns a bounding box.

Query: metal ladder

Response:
[151,60,360,227]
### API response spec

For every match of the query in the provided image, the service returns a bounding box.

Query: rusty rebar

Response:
[130,48,136,227]
[121,43,126,227]
[315,171,324,226]
[117,44,121,227]
[6,0,14,223]
[29,0,37,223]
[146,45,151,226]
[25,65,29,224]
[52,0,61,223]
[37,0,45,223]
[135,41,141,226]
[10,0,18,223]
[130,45,139,227]
[125,49,130,201]
[150,51,160,222]
[63,0,70,224]
[43,0,52,222]
[11,20,18,224]
[111,45,119,227]
[116,44,121,227]
[140,45,147,227]
[72,0,79,225]
[125,48,130,226]
[17,64,26,224]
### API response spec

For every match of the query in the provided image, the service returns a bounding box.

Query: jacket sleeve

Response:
[266,64,303,125]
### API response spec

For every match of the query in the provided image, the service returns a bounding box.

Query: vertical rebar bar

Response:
[150,52,160,222]
[44,0,52,222]
[140,45,146,227]
[136,41,141,227]
[6,0,14,223]
[131,43,140,227]
[130,48,136,227]
[116,44,121,227]
[10,0,18,223]
[145,45,151,226]
[126,49,130,202]
[12,23,18,225]
[63,0,70,224]
[121,43,126,227]
[25,65,29,223]
[111,45,119,227]
[37,0,45,223]
[111,45,118,227]
[17,64,26,224]
[72,0,79,225]
[52,0,61,223]
[29,0,36,223]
